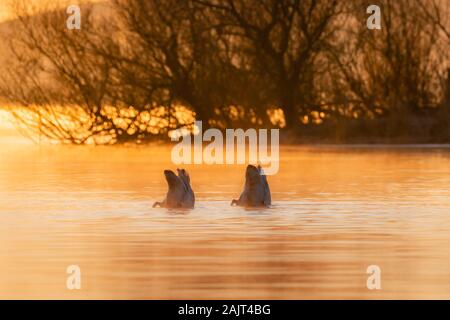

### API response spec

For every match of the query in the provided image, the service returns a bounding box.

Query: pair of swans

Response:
[153,165,271,209]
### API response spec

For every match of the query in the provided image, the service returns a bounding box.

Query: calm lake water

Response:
[0,139,449,299]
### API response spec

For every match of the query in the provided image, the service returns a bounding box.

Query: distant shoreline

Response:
[1,108,449,146]
[1,129,450,147]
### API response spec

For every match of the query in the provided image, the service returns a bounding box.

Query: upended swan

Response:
[153,169,195,209]
[231,165,272,208]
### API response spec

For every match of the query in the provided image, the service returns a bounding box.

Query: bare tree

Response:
[330,0,447,116]
[104,0,222,128]
[417,0,450,41]
[195,0,345,129]
[0,0,189,143]
[0,1,113,143]
[0,0,448,143]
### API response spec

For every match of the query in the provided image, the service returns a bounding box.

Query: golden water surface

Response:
[0,136,449,299]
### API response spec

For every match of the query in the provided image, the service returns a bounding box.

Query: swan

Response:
[231,165,271,208]
[153,169,195,209]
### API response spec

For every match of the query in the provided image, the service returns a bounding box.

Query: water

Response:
[0,142,449,299]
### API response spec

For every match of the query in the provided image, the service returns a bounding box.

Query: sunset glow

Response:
[0,0,449,303]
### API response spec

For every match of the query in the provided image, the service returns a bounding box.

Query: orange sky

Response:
[0,1,51,22]
[0,0,100,22]
[0,1,10,21]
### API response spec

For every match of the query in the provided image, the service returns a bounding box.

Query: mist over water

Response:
[0,141,449,299]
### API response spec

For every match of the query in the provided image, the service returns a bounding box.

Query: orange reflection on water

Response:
[0,143,450,299]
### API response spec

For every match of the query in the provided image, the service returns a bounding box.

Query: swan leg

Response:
[153,202,162,208]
